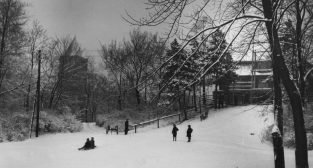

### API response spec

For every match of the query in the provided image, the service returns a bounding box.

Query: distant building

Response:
[58,55,88,111]
[226,60,273,105]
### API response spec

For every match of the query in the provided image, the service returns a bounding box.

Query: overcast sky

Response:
[24,0,164,56]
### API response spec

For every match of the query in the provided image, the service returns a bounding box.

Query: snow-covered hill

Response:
[0,105,312,168]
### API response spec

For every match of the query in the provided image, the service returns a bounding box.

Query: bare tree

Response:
[101,29,165,107]
[25,20,48,112]
[0,0,27,94]
[100,41,125,110]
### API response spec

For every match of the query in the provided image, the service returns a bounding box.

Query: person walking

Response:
[186,125,193,142]
[124,119,129,135]
[172,124,179,141]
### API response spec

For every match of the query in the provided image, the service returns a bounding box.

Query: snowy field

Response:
[1,105,313,168]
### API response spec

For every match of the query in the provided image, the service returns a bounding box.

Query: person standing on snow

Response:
[124,119,129,135]
[172,124,179,141]
[186,125,193,142]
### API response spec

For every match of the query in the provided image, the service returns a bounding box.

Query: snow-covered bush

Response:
[62,113,83,132]
[307,133,313,150]
[261,120,313,150]
[283,132,296,148]
[260,124,274,143]
[39,111,65,132]
[39,111,83,133]
[0,113,30,141]
[0,110,82,142]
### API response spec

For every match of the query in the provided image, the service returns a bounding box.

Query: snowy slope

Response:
[0,105,312,168]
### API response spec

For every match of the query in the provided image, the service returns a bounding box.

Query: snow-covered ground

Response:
[1,105,312,168]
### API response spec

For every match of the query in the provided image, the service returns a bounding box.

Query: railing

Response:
[131,97,215,133]
[131,113,181,133]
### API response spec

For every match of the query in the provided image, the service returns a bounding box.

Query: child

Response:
[172,124,179,141]
[90,137,96,149]
[78,138,91,150]
[186,125,193,142]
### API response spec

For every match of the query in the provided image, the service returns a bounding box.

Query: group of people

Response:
[172,124,193,142]
[78,137,96,150]
[79,121,193,150]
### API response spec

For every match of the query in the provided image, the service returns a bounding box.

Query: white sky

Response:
[24,0,165,56]
[23,0,265,62]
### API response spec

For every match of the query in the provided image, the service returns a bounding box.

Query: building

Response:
[226,60,273,105]
[58,55,88,111]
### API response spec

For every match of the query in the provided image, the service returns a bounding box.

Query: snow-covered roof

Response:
[235,65,272,76]
[255,72,272,76]
[235,65,251,76]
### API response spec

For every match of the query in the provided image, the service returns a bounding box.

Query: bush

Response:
[261,123,313,150]
[62,113,83,132]
[260,124,274,143]
[39,111,83,133]
[283,132,296,148]
[0,113,30,141]
[0,110,83,142]
[307,133,313,150]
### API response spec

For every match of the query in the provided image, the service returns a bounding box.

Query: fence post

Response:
[157,119,160,128]
[135,125,137,133]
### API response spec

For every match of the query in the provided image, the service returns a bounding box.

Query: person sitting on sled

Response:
[78,138,91,150]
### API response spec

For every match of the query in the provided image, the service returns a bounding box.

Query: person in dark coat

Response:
[124,119,129,135]
[106,125,111,134]
[78,138,91,150]
[186,125,193,142]
[172,124,179,141]
[90,137,96,149]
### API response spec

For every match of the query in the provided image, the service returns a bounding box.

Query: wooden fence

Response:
[131,97,214,133]
[131,113,181,133]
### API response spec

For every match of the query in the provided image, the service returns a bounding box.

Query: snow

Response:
[235,65,251,76]
[1,105,313,168]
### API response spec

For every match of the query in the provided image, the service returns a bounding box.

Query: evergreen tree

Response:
[161,39,195,116]
[207,30,236,92]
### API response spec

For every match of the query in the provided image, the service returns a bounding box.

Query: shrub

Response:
[307,133,313,150]
[0,110,83,142]
[260,124,274,143]
[39,111,83,133]
[62,113,83,132]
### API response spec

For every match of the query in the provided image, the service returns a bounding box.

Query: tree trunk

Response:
[193,84,197,112]
[296,0,305,104]
[215,80,218,109]
[0,1,10,93]
[135,87,140,105]
[199,82,202,114]
[35,50,41,138]
[177,86,181,111]
[261,1,308,167]
[273,59,285,168]
[188,89,191,108]
[29,99,36,138]
[202,76,206,106]
[183,90,187,120]
[118,74,122,110]
[26,49,35,112]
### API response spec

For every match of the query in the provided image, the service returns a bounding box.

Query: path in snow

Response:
[0,105,312,168]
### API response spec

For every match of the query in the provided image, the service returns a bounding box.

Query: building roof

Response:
[235,61,272,76]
